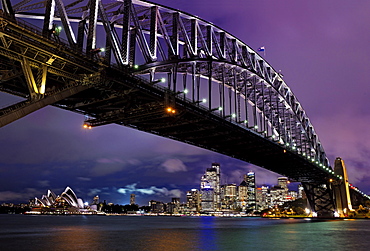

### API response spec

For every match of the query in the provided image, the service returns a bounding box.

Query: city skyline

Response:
[5,164,297,213]
[1,0,370,206]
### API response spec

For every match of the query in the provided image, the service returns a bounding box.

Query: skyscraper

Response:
[278,177,289,201]
[130,194,135,205]
[245,171,256,211]
[186,189,200,212]
[200,163,221,211]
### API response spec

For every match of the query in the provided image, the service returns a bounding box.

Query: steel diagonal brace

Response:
[129,0,155,63]
[0,84,89,128]
[97,0,125,66]
[54,0,76,46]
[20,57,39,99]
[0,0,14,18]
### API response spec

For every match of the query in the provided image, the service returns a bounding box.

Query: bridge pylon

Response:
[332,157,353,217]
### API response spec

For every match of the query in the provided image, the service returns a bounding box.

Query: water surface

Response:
[1,215,369,250]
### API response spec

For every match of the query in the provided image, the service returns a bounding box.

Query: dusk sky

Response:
[1,0,369,206]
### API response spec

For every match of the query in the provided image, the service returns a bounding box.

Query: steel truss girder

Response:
[8,1,328,170]
[1,0,342,188]
[139,58,328,166]
[302,182,335,217]
[0,84,89,127]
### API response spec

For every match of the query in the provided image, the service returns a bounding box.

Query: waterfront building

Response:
[221,184,237,210]
[298,184,306,199]
[200,163,221,211]
[29,187,96,214]
[92,195,99,205]
[186,189,200,212]
[130,194,136,205]
[201,187,214,212]
[288,190,298,201]
[270,186,287,206]
[149,200,165,213]
[245,172,256,211]
[237,182,248,210]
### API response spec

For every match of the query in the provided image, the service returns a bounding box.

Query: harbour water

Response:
[1,214,369,250]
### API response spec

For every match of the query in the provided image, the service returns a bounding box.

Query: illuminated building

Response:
[255,185,271,210]
[200,163,221,211]
[92,195,99,205]
[298,184,305,199]
[186,189,200,212]
[221,184,237,210]
[130,194,136,205]
[237,182,248,210]
[166,198,180,214]
[29,187,96,214]
[149,200,164,213]
[245,172,256,211]
[278,177,289,190]
[200,187,214,212]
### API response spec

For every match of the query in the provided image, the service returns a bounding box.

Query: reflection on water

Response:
[199,216,217,250]
[51,226,105,250]
[1,215,370,250]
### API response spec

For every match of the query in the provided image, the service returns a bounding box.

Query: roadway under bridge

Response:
[0,0,368,217]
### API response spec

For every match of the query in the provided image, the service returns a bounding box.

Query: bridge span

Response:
[0,0,368,217]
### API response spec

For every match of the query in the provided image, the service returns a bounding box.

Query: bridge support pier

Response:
[332,157,353,217]
[302,181,335,218]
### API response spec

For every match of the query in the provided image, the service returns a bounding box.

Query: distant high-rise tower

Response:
[92,195,99,205]
[200,163,221,211]
[298,184,306,199]
[130,194,136,205]
[278,177,289,200]
[186,189,200,212]
[278,177,288,189]
[245,171,256,211]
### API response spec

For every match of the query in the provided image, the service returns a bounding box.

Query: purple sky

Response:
[1,0,369,205]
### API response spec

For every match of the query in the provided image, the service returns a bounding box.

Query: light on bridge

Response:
[202,98,207,103]
[151,78,166,84]
[166,107,176,114]
[183,89,189,94]
[83,124,92,129]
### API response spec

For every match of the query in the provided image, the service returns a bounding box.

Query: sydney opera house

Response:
[29,187,96,214]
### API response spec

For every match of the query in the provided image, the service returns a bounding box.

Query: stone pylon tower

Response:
[333,157,353,217]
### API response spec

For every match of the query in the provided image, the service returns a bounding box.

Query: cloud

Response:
[77,177,91,181]
[87,188,102,197]
[38,180,50,187]
[97,158,125,164]
[161,159,187,173]
[0,188,42,202]
[90,161,126,177]
[315,113,370,184]
[117,183,182,198]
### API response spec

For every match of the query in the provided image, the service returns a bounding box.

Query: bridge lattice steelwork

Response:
[1,0,368,216]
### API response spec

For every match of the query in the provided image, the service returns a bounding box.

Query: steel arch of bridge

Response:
[2,0,363,216]
[9,0,331,170]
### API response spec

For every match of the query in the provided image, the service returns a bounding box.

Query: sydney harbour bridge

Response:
[0,0,368,217]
